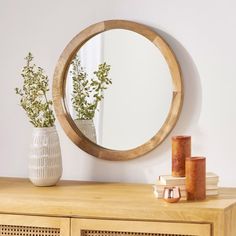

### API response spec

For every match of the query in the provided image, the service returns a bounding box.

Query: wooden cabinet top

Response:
[0,177,236,222]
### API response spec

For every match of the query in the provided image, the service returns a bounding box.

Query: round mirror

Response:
[53,20,183,161]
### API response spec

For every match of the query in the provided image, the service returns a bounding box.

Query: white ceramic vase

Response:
[74,119,97,143]
[29,126,62,186]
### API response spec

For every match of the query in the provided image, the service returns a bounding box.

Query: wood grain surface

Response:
[0,178,235,235]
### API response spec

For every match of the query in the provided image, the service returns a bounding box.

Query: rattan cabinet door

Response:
[0,214,70,236]
[71,219,211,236]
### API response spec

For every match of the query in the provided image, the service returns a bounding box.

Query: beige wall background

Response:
[0,0,235,186]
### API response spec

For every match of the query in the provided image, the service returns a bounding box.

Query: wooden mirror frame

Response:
[53,20,183,161]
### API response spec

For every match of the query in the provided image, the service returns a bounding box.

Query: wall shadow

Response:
[135,28,203,165]
[86,27,203,183]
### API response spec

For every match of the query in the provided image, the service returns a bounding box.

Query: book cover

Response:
[159,172,219,185]
[153,187,218,199]
[154,180,218,191]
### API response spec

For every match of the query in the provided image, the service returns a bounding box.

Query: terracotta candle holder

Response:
[186,157,206,201]
[172,136,191,177]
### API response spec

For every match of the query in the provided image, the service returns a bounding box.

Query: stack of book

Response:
[153,172,219,199]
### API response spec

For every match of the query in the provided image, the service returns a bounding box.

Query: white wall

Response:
[0,0,236,186]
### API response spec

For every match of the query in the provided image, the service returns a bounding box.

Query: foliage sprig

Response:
[15,53,55,127]
[71,55,112,120]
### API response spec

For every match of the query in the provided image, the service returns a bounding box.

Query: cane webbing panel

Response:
[0,225,60,236]
[81,229,196,236]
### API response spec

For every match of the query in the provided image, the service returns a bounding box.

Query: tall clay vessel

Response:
[29,126,62,186]
[172,136,191,177]
[186,157,206,200]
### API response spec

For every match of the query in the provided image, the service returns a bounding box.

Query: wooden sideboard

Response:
[0,178,235,236]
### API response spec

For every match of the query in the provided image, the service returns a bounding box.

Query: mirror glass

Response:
[65,29,173,150]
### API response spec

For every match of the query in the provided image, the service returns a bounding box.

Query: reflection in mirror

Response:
[65,29,173,150]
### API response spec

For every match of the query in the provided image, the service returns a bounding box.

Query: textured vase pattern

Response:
[74,119,97,143]
[29,126,62,186]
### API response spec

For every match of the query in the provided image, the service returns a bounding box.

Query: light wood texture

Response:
[0,178,236,235]
[52,20,184,161]
[0,214,70,236]
[72,218,211,236]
